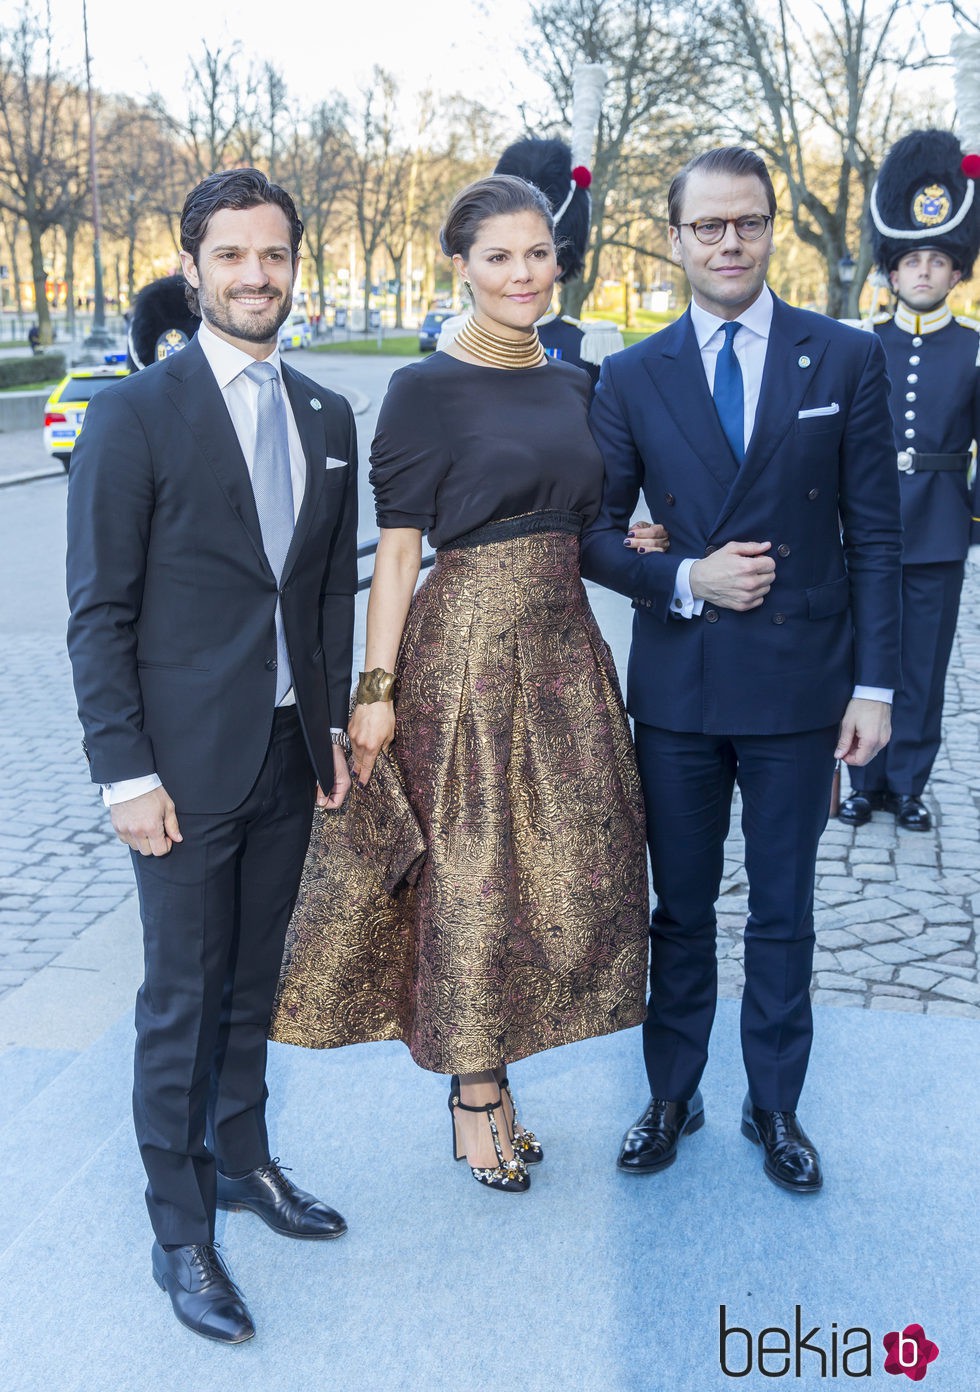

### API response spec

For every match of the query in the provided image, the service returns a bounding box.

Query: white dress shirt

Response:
[668,285,891,705]
[103,323,309,806]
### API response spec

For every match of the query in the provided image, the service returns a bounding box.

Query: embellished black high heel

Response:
[499,1073,543,1165]
[448,1079,530,1192]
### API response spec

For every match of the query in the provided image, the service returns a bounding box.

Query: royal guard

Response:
[839,99,980,830]
[440,65,623,383]
[126,274,200,372]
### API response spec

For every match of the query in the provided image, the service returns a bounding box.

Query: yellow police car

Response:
[44,361,129,470]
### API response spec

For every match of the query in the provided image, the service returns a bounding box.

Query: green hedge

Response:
[0,352,66,389]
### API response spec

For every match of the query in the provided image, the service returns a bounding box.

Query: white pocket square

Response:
[324,456,347,470]
[798,403,840,418]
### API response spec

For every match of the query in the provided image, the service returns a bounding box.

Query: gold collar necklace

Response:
[456,316,547,369]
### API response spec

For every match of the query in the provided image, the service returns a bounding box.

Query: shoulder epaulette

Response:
[871,311,893,325]
[558,314,582,328]
[954,314,980,332]
[578,319,625,365]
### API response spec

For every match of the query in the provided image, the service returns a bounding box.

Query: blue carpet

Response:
[0,1044,78,1120]
[0,1003,974,1391]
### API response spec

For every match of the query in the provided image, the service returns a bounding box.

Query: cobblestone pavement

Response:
[715,569,980,1019]
[1,368,978,1019]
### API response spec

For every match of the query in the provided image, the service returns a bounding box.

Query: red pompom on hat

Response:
[961,152,980,179]
[571,165,592,189]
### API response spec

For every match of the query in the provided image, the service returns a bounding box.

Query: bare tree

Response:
[707,0,944,316]
[282,98,351,327]
[0,6,88,341]
[346,69,409,327]
[522,0,720,318]
[154,42,248,182]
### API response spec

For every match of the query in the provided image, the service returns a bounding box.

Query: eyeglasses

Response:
[677,215,774,245]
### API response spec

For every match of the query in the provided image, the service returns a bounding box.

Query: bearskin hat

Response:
[869,129,980,279]
[494,138,591,283]
[126,275,200,371]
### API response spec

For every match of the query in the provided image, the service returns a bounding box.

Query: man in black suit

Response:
[67,169,357,1342]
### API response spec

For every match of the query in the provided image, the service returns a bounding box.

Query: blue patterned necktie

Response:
[713,320,745,464]
[244,360,294,704]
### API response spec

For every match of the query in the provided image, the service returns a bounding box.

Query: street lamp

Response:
[838,250,856,286]
[82,0,112,349]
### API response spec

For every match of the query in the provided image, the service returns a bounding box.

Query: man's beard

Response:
[198,284,292,344]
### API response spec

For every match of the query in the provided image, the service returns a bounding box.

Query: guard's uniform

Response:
[850,300,980,798]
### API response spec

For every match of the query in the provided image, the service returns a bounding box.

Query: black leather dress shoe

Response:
[837,790,886,826]
[741,1096,823,1193]
[617,1090,705,1173]
[894,795,931,832]
[216,1158,347,1239]
[151,1241,255,1343]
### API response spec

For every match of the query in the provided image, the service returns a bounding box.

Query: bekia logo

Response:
[883,1325,939,1381]
[719,1307,940,1380]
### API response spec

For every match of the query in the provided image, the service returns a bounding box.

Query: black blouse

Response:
[369,352,605,548]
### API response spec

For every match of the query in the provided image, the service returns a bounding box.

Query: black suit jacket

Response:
[67,336,357,812]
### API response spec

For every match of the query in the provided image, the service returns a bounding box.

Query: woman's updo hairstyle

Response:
[439,174,555,260]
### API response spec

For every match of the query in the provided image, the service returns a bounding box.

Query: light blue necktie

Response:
[245,360,294,704]
[713,320,745,464]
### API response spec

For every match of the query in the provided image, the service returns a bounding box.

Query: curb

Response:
[0,466,64,488]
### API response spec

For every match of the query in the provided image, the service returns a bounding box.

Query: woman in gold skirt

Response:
[285,175,657,1191]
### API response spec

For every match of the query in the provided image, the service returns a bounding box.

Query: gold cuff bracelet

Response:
[355,668,396,704]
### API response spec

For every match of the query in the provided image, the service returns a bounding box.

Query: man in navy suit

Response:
[67,170,357,1339]
[840,129,980,833]
[581,147,902,1192]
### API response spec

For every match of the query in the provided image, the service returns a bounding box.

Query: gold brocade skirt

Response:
[271,512,649,1074]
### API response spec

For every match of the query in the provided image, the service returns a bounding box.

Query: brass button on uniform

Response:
[912,336,923,347]
[905,392,916,402]
[704,608,719,623]
[907,373,918,384]
[772,613,786,625]
[904,428,916,439]
[909,354,920,365]
[777,543,790,557]
[904,410,916,421]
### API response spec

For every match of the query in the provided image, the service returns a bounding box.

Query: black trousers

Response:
[634,721,838,1113]
[130,708,315,1246]
[850,560,964,799]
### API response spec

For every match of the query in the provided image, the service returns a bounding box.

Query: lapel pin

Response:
[310,398,322,411]
[798,355,811,368]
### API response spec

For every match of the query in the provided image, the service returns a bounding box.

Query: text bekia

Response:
[720,1305,872,1379]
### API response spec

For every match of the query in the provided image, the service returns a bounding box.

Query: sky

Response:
[39,0,547,121]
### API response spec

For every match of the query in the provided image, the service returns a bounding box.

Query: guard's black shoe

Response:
[151,1242,255,1343]
[895,795,931,832]
[837,790,886,825]
[740,1096,823,1193]
[216,1158,347,1239]
[617,1090,705,1173]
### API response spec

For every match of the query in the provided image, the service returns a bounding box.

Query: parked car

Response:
[418,309,457,352]
[278,313,313,351]
[43,364,130,470]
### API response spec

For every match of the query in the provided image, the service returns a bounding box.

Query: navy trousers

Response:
[130,707,316,1246]
[850,560,964,798]
[634,721,838,1112]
